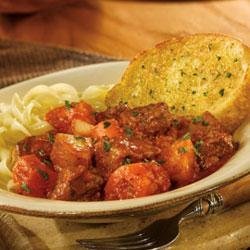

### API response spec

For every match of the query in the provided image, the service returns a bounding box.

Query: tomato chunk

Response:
[91,119,123,139]
[161,139,199,187]
[17,131,55,164]
[45,101,96,133]
[104,162,170,200]
[12,155,57,198]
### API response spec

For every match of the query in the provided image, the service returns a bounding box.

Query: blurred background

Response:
[0,0,249,58]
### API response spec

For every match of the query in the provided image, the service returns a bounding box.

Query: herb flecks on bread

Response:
[106,34,250,132]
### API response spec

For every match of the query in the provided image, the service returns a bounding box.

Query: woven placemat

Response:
[0,39,117,88]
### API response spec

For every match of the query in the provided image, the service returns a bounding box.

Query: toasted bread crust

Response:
[106,34,250,132]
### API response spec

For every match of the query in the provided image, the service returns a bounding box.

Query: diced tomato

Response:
[70,168,104,201]
[161,139,199,187]
[91,119,122,139]
[12,155,57,198]
[45,101,96,133]
[104,162,171,200]
[17,131,55,160]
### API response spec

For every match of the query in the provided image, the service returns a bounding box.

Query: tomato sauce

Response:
[12,101,236,201]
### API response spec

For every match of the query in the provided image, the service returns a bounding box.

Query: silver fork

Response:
[77,193,224,250]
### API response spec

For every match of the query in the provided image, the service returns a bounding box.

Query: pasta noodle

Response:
[80,84,114,111]
[0,83,110,187]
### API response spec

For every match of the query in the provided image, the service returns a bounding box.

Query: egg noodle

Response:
[0,83,113,188]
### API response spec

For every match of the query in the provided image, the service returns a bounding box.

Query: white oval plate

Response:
[0,61,249,220]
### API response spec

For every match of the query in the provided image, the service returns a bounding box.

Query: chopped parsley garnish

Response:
[219,88,225,96]
[48,132,55,144]
[180,70,186,76]
[208,43,212,51]
[171,105,176,110]
[202,120,209,126]
[37,169,49,181]
[22,142,29,152]
[141,64,145,69]
[216,55,221,61]
[157,159,166,164]
[202,77,207,81]
[74,136,86,141]
[149,89,154,97]
[42,158,52,166]
[21,182,30,193]
[214,72,221,80]
[182,133,191,140]
[172,119,180,127]
[193,140,204,157]
[64,100,72,110]
[226,72,232,78]
[182,106,185,111]
[123,156,132,165]
[192,90,196,95]
[203,92,208,96]
[124,127,133,137]
[192,116,203,124]
[103,139,111,152]
[193,73,198,76]
[178,147,188,154]
[37,149,46,158]
[131,110,139,117]
[103,121,111,128]
[234,58,238,63]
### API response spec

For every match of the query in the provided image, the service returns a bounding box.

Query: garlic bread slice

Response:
[106,34,250,131]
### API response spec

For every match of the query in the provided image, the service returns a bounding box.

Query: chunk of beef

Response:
[189,112,235,171]
[95,104,129,122]
[49,133,99,200]
[118,103,173,137]
[97,103,173,137]
[94,136,161,180]
[71,168,104,201]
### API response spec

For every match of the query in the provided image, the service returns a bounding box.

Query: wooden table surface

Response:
[0,1,250,249]
[0,0,250,59]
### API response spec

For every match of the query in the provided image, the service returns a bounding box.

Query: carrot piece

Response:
[12,154,57,198]
[105,162,170,200]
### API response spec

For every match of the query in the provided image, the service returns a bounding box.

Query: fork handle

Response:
[217,174,250,209]
[202,174,250,215]
[180,175,250,220]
